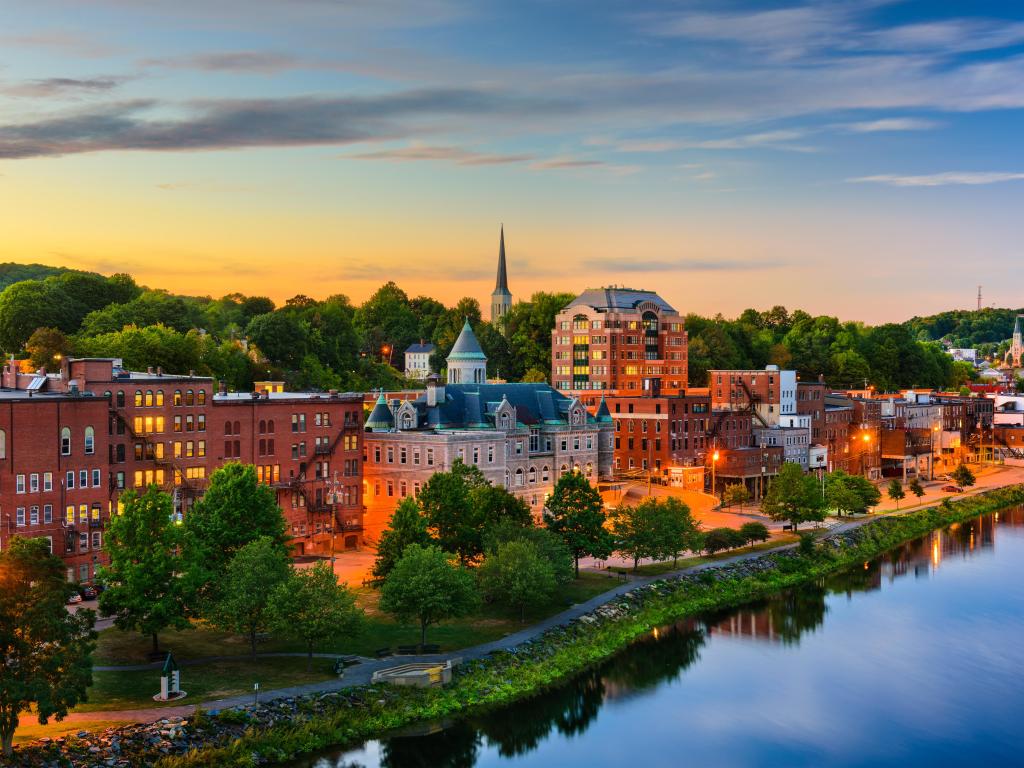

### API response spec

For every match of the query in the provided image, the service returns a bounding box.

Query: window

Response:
[43,504,53,523]
[116,390,125,407]
[134,390,143,407]
[515,468,525,486]
[60,427,71,455]
[197,414,205,431]
[186,389,194,406]
[198,440,206,457]
[92,469,101,488]
[43,472,53,491]
[16,507,25,526]
[65,470,74,489]
[29,473,39,493]
[427,448,434,466]
[30,505,39,525]
[84,426,95,454]
[145,390,154,407]
[197,390,206,405]
[174,415,182,432]
[16,474,25,494]
[185,415,194,432]
[0,429,5,459]
[79,470,88,488]
[156,390,164,406]
[174,390,182,406]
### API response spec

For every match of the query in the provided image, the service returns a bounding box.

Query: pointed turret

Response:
[595,394,613,422]
[490,225,513,325]
[365,391,394,430]
[447,319,488,385]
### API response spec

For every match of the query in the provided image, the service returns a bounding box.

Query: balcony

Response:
[314,444,332,455]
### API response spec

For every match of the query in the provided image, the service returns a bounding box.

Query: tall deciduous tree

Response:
[610,500,660,571]
[887,479,906,509]
[479,540,556,621]
[543,471,613,576]
[483,520,574,586]
[761,462,825,531]
[99,487,188,655]
[418,459,490,565]
[208,537,291,659]
[379,544,479,646]
[269,562,363,671]
[909,477,926,500]
[372,497,434,581]
[738,522,770,549]
[0,537,96,757]
[183,462,287,587]
[722,483,751,511]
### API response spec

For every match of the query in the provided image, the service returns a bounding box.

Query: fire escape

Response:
[109,408,207,506]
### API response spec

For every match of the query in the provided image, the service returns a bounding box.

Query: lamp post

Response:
[931,424,940,481]
[711,447,719,501]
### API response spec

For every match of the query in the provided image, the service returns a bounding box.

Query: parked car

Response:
[78,584,98,600]
[942,484,963,493]
[67,593,83,605]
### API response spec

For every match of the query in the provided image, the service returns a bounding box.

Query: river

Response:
[290,507,1024,767]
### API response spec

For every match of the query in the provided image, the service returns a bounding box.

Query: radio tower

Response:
[977,285,982,311]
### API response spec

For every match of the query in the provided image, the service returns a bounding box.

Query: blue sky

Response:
[1,0,1023,320]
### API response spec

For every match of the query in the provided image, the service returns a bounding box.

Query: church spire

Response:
[495,224,509,293]
[490,225,513,325]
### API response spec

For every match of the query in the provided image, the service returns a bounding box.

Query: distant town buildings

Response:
[403,341,435,379]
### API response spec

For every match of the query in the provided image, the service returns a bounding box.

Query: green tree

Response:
[0,537,97,757]
[722,483,750,511]
[825,470,881,516]
[482,520,574,586]
[479,540,556,621]
[703,527,743,555]
[887,479,906,509]
[543,471,614,576]
[908,477,926,501]
[761,463,826,531]
[25,327,70,369]
[653,497,701,566]
[183,463,286,588]
[418,458,489,565]
[738,522,770,549]
[610,501,659,571]
[208,538,291,659]
[379,544,479,646]
[471,483,533,536]
[521,367,548,383]
[98,487,188,655]
[951,463,976,488]
[269,562,363,670]
[372,497,434,581]
[246,311,309,369]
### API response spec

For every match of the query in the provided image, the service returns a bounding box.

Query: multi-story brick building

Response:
[0,357,365,574]
[551,288,688,396]
[0,389,111,583]
[364,322,614,538]
[709,366,798,426]
[603,390,710,488]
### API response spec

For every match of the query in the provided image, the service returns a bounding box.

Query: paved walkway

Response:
[57,465,1023,729]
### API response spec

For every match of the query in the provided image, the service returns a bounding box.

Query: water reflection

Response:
[297,507,1024,768]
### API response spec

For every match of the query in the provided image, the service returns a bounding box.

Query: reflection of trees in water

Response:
[379,721,480,768]
[601,622,705,699]
[474,672,606,757]
[703,583,827,646]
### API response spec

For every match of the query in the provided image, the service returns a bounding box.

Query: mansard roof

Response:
[405,382,593,431]
[567,288,676,314]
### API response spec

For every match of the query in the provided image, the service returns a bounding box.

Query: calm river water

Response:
[292,508,1024,768]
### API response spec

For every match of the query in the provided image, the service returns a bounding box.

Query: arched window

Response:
[267,420,274,433]
[559,463,569,477]
[144,390,154,407]
[185,390,194,406]
[500,412,511,429]
[156,390,164,406]
[542,465,549,482]
[528,466,536,484]
[60,427,71,455]
[0,428,5,459]
[173,390,182,406]
[515,468,524,487]
[134,390,143,407]
[233,420,241,435]
[259,420,266,434]
[585,462,593,477]
[225,421,234,436]
[84,426,95,455]
[116,391,125,408]
[400,413,414,430]
[197,390,206,405]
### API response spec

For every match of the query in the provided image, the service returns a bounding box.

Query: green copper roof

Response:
[595,394,613,422]
[447,319,488,361]
[365,391,394,430]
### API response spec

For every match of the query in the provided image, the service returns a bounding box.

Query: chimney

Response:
[426,373,444,407]
[218,381,227,395]
[157,366,163,376]
[147,366,155,375]
[189,369,196,378]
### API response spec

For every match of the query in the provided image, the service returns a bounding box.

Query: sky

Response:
[1,0,1023,323]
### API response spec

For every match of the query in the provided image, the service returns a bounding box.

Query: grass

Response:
[76,658,337,713]
[605,535,800,576]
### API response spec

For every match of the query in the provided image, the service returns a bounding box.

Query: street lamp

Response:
[711,449,720,500]
[931,424,940,480]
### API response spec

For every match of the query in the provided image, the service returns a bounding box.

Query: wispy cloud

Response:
[140,51,303,73]
[845,117,939,132]
[583,257,785,273]
[849,172,1024,187]
[1,77,126,98]
[349,143,531,166]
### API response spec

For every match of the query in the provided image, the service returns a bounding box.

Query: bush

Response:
[798,532,816,557]
[703,527,744,555]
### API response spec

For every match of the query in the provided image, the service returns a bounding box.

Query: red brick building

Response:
[1,357,365,576]
[708,366,798,426]
[552,288,688,397]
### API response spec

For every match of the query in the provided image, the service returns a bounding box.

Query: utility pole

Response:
[977,285,982,311]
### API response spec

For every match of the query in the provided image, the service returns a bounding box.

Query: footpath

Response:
[62,465,1023,727]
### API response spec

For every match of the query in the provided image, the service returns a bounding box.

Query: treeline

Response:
[906,307,1023,355]
[0,263,1005,393]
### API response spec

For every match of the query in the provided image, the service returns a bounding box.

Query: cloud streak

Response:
[849,172,1024,187]
[583,257,785,273]
[1,77,126,98]
[349,143,532,166]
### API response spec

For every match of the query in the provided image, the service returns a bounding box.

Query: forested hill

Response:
[0,260,1014,394]
[0,262,83,291]
[905,308,1024,349]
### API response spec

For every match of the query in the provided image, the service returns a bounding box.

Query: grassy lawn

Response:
[13,718,134,745]
[605,535,800,576]
[95,572,617,666]
[77,657,337,713]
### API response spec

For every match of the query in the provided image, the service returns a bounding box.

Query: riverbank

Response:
[15,485,1024,768]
